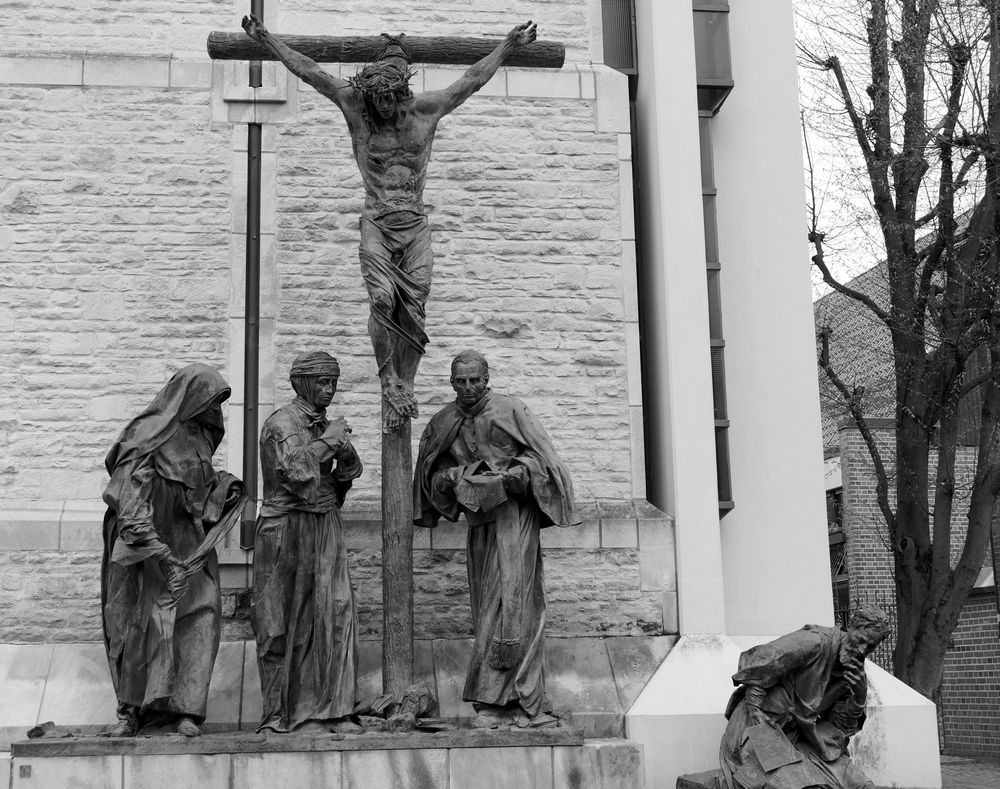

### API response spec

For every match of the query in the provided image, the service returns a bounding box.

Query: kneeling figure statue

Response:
[719,604,891,789]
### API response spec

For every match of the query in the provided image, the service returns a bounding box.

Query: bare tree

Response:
[801,0,1000,698]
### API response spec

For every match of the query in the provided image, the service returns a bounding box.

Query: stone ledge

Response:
[11,726,584,757]
[0,52,215,89]
[0,500,673,553]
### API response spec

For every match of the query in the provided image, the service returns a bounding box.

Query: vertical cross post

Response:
[240,0,265,549]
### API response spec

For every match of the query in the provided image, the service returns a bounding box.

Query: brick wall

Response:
[839,422,985,603]
[941,589,1000,757]
[838,421,896,604]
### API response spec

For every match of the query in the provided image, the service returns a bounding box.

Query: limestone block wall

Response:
[0,502,676,644]
[0,1,673,646]
[0,76,232,501]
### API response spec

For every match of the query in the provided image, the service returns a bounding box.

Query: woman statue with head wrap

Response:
[251,351,364,734]
[102,363,245,737]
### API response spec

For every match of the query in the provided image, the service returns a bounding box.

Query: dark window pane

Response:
[715,426,732,503]
[699,117,715,190]
[703,195,719,263]
[707,271,724,340]
[693,11,732,82]
[603,0,637,74]
[694,10,734,113]
[711,347,727,420]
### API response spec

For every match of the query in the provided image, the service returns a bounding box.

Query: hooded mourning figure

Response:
[250,351,364,734]
[102,363,245,737]
[414,350,579,728]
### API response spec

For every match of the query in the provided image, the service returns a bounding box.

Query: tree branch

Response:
[810,225,892,324]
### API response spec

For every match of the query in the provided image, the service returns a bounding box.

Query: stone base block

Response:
[9,732,644,789]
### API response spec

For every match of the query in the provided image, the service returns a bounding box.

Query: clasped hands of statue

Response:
[315,416,354,460]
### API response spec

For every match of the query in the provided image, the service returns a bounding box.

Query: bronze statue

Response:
[414,350,579,728]
[251,352,364,734]
[101,364,245,737]
[240,15,537,432]
[718,605,892,789]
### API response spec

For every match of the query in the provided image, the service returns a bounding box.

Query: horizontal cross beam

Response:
[206,33,565,70]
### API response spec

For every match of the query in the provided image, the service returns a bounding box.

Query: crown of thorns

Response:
[350,34,416,96]
[349,62,416,96]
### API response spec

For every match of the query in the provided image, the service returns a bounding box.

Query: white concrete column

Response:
[712,1,833,634]
[633,0,726,634]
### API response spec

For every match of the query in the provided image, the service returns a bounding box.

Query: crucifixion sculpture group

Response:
[98,14,577,739]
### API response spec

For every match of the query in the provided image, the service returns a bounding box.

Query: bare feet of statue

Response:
[176,716,201,737]
[296,720,329,735]
[382,375,418,433]
[329,717,362,734]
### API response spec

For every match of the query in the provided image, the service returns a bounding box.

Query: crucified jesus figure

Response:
[242,15,538,432]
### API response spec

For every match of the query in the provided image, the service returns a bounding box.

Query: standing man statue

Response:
[414,350,579,728]
[241,15,538,432]
[251,351,364,734]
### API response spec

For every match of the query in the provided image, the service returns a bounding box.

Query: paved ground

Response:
[941,754,1000,789]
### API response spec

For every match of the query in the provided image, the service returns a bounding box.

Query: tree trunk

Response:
[381,409,414,696]
[893,596,948,698]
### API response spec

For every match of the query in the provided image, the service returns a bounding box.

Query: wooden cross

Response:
[208,32,564,69]
[209,26,564,702]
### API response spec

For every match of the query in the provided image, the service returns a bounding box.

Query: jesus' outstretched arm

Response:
[241,14,354,109]
[415,21,537,118]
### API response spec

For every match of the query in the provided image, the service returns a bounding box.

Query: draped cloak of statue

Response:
[102,363,244,730]
[720,625,874,789]
[414,391,579,716]
[251,396,364,732]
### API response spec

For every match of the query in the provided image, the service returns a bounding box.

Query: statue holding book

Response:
[414,350,579,728]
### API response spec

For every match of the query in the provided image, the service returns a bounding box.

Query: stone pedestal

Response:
[9,731,644,789]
